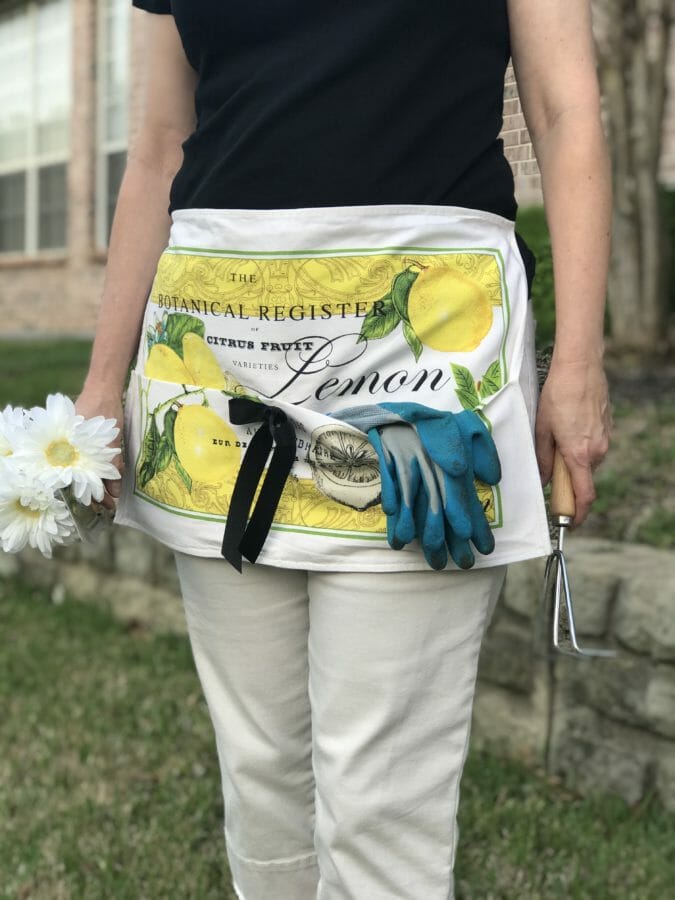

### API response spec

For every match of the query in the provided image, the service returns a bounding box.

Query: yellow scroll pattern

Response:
[151,250,503,317]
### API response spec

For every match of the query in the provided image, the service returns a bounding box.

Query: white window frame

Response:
[0,0,71,256]
[95,0,129,250]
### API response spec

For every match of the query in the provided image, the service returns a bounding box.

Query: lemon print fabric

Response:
[114,207,558,571]
[357,259,500,361]
[173,405,240,483]
[137,311,250,511]
[181,332,226,388]
[143,311,238,390]
[407,266,493,353]
[308,424,381,511]
[145,343,194,383]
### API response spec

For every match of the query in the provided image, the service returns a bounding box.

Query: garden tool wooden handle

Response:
[551,448,576,520]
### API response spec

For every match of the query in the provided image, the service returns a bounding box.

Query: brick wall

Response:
[502,64,542,207]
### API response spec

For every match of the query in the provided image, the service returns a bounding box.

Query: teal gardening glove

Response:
[331,402,501,570]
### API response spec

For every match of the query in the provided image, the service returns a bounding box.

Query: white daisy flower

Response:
[12,393,121,506]
[0,459,78,558]
[0,404,28,458]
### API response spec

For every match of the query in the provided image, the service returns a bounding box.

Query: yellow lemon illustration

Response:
[174,405,241,483]
[182,333,227,389]
[407,266,493,352]
[145,344,194,384]
[308,424,381,510]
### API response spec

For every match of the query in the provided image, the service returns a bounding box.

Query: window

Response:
[0,0,71,255]
[96,0,129,248]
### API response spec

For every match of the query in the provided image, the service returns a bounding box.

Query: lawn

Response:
[1,578,674,899]
[0,339,93,410]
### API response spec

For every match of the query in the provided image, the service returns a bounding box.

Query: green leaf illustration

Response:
[163,405,178,450]
[174,456,193,494]
[164,314,205,359]
[402,321,423,362]
[391,267,419,322]
[357,293,401,343]
[155,434,174,475]
[451,363,480,410]
[478,360,502,399]
[138,413,160,487]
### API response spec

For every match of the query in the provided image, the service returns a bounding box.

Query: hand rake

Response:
[539,449,617,658]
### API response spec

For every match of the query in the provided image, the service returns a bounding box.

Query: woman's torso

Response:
[163,0,518,222]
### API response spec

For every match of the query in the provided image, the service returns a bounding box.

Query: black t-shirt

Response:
[132,0,535,287]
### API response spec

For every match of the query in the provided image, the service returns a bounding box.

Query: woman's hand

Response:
[74,383,125,512]
[535,358,613,527]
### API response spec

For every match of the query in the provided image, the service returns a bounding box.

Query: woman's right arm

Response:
[75,10,197,507]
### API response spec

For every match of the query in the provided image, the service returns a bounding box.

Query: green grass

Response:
[515,206,556,349]
[634,509,675,549]
[0,339,92,409]
[579,396,675,547]
[2,578,675,900]
[456,748,675,899]
[516,187,675,349]
[0,578,234,900]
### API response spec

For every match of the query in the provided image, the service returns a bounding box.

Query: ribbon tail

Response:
[221,425,273,571]
[239,424,296,564]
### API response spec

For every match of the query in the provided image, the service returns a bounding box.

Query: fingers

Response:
[100,484,119,511]
[101,451,125,508]
[106,465,124,499]
[535,421,555,487]
[558,450,596,527]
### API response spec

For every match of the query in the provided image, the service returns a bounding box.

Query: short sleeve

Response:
[132,0,172,13]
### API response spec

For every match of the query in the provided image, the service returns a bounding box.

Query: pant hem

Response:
[226,829,318,872]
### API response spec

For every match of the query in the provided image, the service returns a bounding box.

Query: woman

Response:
[76,0,612,896]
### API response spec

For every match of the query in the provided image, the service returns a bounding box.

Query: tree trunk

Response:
[594,0,673,355]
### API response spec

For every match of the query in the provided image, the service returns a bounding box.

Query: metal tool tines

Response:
[541,518,617,658]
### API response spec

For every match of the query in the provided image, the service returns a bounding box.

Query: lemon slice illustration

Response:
[182,333,227,389]
[407,266,493,353]
[174,405,241,483]
[145,344,194,383]
[308,424,381,510]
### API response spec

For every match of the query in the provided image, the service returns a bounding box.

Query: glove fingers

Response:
[439,472,473,540]
[413,450,447,550]
[444,521,475,570]
[390,453,420,546]
[386,510,405,551]
[414,483,448,570]
[368,427,399,516]
[455,411,501,485]
[466,480,496,556]
[368,427,409,549]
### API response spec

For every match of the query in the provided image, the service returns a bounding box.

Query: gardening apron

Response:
[114,204,552,571]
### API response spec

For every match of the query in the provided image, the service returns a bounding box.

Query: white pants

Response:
[173,552,507,899]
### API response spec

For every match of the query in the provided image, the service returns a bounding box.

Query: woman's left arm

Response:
[507,0,613,525]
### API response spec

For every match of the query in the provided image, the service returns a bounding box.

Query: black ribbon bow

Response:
[221,397,297,572]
